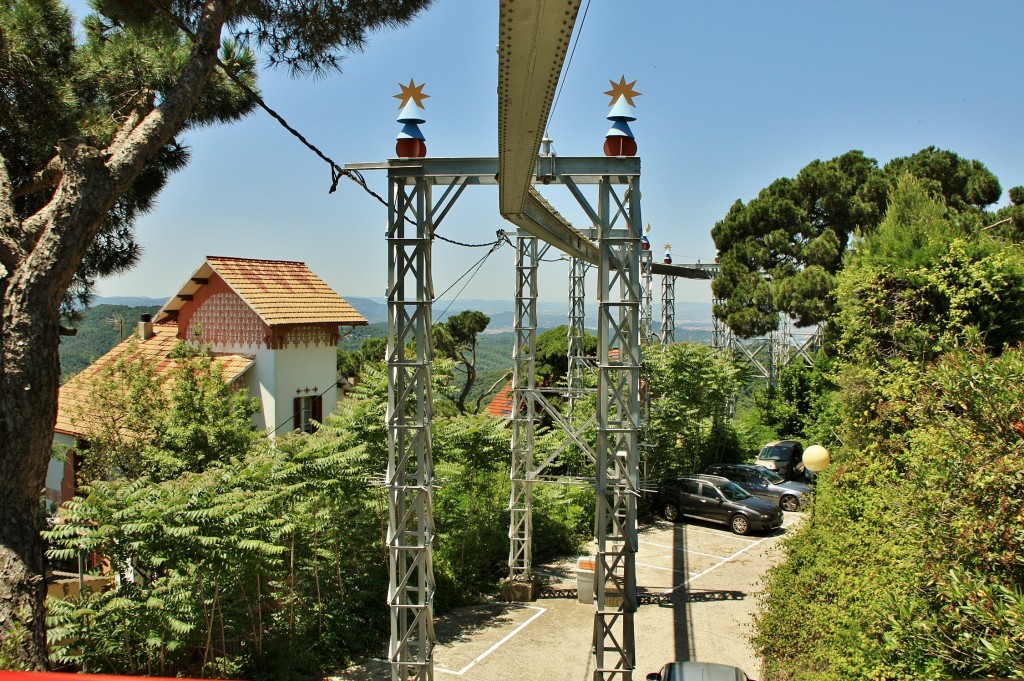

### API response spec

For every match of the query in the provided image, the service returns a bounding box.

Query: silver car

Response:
[646,661,752,681]
[702,464,810,512]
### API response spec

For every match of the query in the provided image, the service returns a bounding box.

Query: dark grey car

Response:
[654,475,783,535]
[702,464,810,511]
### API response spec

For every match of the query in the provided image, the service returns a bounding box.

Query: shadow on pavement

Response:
[433,602,518,644]
[672,520,693,662]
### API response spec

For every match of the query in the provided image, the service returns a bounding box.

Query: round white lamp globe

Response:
[802,445,831,473]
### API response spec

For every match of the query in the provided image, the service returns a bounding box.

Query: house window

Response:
[293,395,323,433]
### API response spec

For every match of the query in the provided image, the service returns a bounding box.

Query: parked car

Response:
[646,661,753,681]
[702,463,810,512]
[654,475,783,535]
[754,440,805,480]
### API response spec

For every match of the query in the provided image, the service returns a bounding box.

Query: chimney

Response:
[138,313,154,340]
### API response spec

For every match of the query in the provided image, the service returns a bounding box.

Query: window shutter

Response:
[293,397,302,431]
[312,395,323,424]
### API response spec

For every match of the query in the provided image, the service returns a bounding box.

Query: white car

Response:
[646,661,753,681]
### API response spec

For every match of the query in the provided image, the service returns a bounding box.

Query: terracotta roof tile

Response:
[56,323,254,438]
[485,382,514,419]
[207,256,366,326]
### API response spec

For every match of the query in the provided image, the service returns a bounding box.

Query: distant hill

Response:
[344,297,388,324]
[60,304,161,381]
[93,295,167,307]
[345,297,714,331]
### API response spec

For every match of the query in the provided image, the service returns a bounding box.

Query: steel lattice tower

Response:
[385,174,437,681]
[660,273,676,345]
[640,249,653,344]
[592,176,642,680]
[567,255,589,412]
[507,234,539,585]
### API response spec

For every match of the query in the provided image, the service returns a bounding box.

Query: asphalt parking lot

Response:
[339,513,799,680]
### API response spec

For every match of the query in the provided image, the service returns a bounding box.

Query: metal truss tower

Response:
[352,155,653,680]
[508,234,539,587]
[567,255,590,411]
[660,274,676,345]
[385,173,438,681]
[712,307,824,390]
[592,176,642,680]
[640,249,653,345]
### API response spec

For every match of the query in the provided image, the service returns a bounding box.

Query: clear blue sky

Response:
[81,0,1024,305]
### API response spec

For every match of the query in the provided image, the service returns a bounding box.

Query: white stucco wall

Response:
[46,432,78,502]
[272,343,339,434]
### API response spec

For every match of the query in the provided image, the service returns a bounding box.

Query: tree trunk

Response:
[0,0,229,664]
[0,276,63,668]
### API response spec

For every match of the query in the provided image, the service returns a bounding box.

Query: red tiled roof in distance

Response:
[56,323,254,438]
[485,382,514,419]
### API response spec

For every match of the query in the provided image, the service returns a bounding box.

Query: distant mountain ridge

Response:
[93,296,714,330]
[94,295,167,308]
[344,297,713,330]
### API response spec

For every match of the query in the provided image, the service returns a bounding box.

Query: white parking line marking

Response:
[639,539,728,560]
[435,605,547,676]
[679,525,760,543]
[671,535,772,592]
[637,561,687,574]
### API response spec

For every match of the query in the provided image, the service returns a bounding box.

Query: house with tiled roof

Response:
[485,383,514,418]
[47,256,367,505]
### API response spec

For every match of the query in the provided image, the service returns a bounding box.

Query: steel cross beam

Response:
[508,233,539,583]
[386,174,437,681]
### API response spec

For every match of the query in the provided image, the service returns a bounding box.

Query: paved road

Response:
[338,513,799,680]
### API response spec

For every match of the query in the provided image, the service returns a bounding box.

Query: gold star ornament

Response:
[394,79,430,109]
[604,76,641,107]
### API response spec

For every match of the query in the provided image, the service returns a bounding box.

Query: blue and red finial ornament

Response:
[394,79,429,158]
[603,75,640,157]
[663,244,672,264]
[642,224,651,251]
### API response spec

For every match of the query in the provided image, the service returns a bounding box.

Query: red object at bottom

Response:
[396,139,427,158]
[603,136,637,157]
[0,674,236,681]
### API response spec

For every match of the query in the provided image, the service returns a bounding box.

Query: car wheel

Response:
[780,495,799,512]
[730,514,750,535]
[662,502,681,522]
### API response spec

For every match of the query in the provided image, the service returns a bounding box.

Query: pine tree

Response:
[0,0,433,666]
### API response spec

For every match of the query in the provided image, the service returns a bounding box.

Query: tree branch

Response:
[109,90,156,150]
[11,156,62,201]
[104,0,229,186]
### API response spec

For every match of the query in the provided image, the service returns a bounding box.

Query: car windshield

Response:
[755,467,784,484]
[719,481,751,501]
[758,445,790,461]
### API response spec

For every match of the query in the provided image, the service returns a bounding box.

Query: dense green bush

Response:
[46,442,389,679]
[643,342,745,476]
[754,176,1024,680]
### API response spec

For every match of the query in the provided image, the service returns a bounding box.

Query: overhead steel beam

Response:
[497,0,591,259]
[497,0,583,214]
[651,262,716,279]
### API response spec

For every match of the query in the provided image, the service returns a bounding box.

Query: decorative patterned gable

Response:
[187,291,268,349]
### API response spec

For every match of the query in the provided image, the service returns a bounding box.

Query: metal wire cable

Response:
[145,0,389,204]
[434,238,506,319]
[152,1,524,250]
[547,0,592,134]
